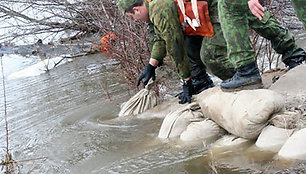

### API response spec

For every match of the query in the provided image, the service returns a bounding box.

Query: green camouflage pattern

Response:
[248,10,306,62]
[291,0,306,26]
[211,0,306,70]
[201,23,235,80]
[147,0,304,80]
[200,0,305,79]
[218,0,254,69]
[117,0,138,12]
[148,0,191,79]
[200,0,235,80]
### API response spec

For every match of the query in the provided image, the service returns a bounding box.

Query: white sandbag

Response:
[158,102,204,139]
[180,119,224,142]
[255,126,293,152]
[119,81,159,117]
[196,87,285,139]
[270,111,300,129]
[212,135,251,149]
[278,128,306,160]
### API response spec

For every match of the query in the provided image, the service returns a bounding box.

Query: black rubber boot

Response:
[192,72,214,95]
[177,72,214,99]
[283,55,305,69]
[220,62,262,89]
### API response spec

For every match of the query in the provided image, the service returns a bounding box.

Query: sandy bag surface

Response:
[180,119,224,142]
[158,102,204,139]
[196,87,285,139]
[255,125,293,151]
[119,81,159,117]
[278,128,306,160]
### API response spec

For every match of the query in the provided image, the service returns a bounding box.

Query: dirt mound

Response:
[268,64,306,129]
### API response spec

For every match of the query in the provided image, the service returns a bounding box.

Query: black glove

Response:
[136,63,156,86]
[179,79,193,104]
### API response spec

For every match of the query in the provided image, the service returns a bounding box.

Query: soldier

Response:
[218,0,305,89]
[248,0,305,26]
[202,0,306,81]
[117,0,200,104]
[117,0,306,96]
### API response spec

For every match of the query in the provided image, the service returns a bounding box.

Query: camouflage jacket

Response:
[147,0,190,79]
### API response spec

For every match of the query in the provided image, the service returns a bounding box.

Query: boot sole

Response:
[221,81,264,92]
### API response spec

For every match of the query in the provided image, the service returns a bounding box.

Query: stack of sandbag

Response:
[158,102,224,142]
[119,80,159,117]
[158,102,204,138]
[254,111,300,151]
[196,87,285,139]
[258,65,306,159]
[207,66,306,161]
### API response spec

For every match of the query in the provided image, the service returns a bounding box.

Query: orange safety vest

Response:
[147,0,214,37]
[174,0,214,37]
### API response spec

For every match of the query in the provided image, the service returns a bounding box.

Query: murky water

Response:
[0,49,304,173]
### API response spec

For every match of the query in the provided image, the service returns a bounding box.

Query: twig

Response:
[0,54,9,162]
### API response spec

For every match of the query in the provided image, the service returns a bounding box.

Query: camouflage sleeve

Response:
[149,22,167,60]
[149,0,191,79]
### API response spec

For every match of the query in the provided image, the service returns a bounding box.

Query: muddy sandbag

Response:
[196,87,285,139]
[158,102,204,139]
[255,126,294,152]
[270,111,300,129]
[278,128,306,160]
[180,119,225,142]
[119,81,159,117]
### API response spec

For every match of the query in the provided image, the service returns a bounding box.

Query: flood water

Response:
[0,49,303,173]
[0,52,208,173]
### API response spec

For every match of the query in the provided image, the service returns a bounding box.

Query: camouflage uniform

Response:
[148,0,191,79]
[201,0,305,77]
[291,0,306,26]
[217,0,256,69]
[119,0,305,81]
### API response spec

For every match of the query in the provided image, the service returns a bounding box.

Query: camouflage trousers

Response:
[217,0,254,69]
[201,0,306,72]
[191,0,306,80]
[200,23,235,80]
[185,0,306,80]
[291,0,306,26]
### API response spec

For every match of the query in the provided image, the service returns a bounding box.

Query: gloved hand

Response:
[136,63,156,86]
[179,79,193,104]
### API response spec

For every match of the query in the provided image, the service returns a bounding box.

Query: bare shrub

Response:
[0,0,303,93]
[0,0,154,92]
